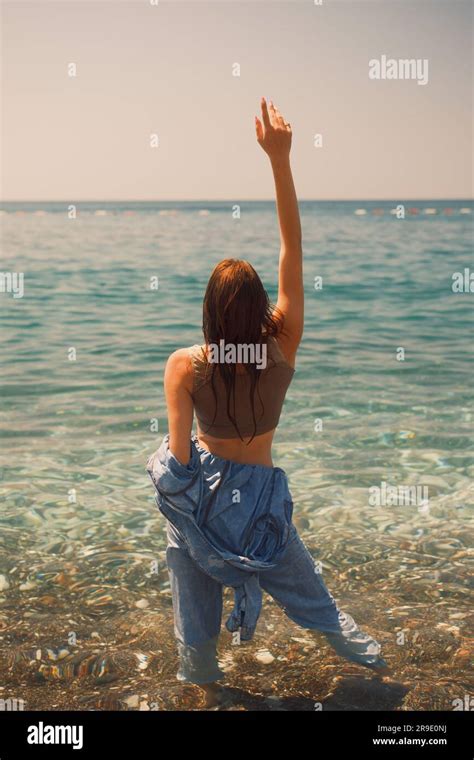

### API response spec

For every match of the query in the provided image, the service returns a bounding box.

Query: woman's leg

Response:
[259,525,389,671]
[165,520,227,685]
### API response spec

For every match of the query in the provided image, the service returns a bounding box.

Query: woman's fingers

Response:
[262,97,289,133]
[269,101,287,129]
[269,101,283,128]
[261,97,271,130]
[257,98,292,156]
[268,101,277,127]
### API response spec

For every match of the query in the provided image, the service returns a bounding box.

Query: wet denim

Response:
[146,433,295,640]
[147,434,387,685]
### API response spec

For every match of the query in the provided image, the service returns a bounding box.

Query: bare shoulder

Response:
[164,347,194,391]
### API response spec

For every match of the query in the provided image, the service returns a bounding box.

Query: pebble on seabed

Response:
[255,649,275,664]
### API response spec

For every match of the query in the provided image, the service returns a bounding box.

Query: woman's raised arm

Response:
[255,97,304,365]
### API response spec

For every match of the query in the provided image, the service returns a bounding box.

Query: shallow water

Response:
[0,201,472,710]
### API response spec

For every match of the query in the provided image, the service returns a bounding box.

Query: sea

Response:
[0,200,472,710]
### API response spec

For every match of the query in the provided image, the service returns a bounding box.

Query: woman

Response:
[157,98,389,708]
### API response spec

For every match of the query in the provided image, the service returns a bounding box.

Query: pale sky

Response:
[1,0,472,200]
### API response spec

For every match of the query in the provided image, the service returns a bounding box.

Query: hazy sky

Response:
[1,0,472,200]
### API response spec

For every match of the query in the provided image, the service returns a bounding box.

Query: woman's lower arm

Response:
[271,156,302,252]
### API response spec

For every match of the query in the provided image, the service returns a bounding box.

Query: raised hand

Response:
[255,97,292,162]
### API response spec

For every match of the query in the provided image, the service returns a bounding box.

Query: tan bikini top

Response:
[188,336,295,439]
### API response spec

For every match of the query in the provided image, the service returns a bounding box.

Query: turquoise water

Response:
[0,200,473,710]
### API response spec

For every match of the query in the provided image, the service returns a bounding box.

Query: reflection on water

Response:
[0,202,472,710]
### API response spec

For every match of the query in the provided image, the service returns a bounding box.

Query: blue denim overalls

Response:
[147,433,388,684]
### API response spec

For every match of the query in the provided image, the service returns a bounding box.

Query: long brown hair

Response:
[201,258,285,444]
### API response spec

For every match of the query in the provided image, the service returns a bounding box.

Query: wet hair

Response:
[201,258,285,444]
